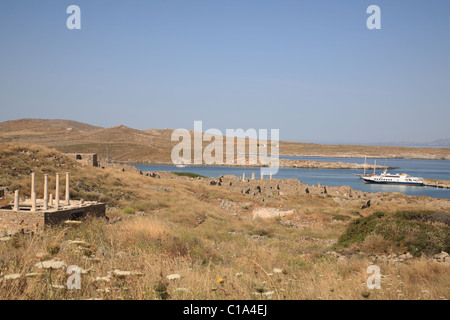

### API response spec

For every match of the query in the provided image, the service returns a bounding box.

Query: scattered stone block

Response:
[34,259,67,270]
[272,268,283,274]
[2,274,22,281]
[166,274,182,280]
[64,220,82,227]
[252,208,295,220]
[111,270,144,278]
[361,200,371,209]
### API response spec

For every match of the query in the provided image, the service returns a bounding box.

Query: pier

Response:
[424,179,450,189]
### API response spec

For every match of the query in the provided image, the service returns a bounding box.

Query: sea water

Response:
[133,157,450,199]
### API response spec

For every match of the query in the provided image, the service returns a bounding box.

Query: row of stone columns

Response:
[14,172,70,212]
[242,172,273,182]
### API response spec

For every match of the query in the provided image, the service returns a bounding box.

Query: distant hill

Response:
[401,138,450,147]
[0,119,177,162]
[1,118,450,162]
[427,139,450,146]
[0,118,102,133]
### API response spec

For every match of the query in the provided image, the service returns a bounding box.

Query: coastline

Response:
[280,153,450,160]
[424,179,450,189]
[117,159,393,170]
[106,160,450,191]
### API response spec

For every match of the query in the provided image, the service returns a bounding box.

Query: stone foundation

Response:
[44,203,106,226]
[0,209,45,234]
[0,203,106,234]
[1,172,106,234]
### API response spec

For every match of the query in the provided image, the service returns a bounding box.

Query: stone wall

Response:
[64,153,98,167]
[0,209,45,234]
[0,203,106,234]
[83,203,106,219]
[44,203,106,226]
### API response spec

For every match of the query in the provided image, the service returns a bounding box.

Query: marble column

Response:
[31,192,36,212]
[13,190,19,211]
[31,172,35,203]
[55,173,60,209]
[43,174,48,210]
[65,172,70,205]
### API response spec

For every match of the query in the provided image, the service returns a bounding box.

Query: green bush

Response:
[172,172,207,178]
[153,281,170,300]
[134,200,166,212]
[123,207,136,215]
[337,212,384,248]
[332,214,351,221]
[336,211,450,257]
[46,244,60,255]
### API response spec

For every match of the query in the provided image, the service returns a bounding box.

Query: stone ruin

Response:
[0,172,105,234]
[199,172,367,202]
[64,153,98,167]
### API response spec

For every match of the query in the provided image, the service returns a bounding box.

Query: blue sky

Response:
[0,0,449,144]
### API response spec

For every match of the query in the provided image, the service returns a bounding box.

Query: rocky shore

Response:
[424,179,450,189]
[278,159,392,170]
[139,170,450,210]
[104,159,391,170]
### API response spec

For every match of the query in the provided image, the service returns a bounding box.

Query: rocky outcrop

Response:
[279,159,390,170]
[361,200,371,209]
[252,208,295,219]
[433,251,450,264]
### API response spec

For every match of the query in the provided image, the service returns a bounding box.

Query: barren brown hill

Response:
[0,118,101,133]
[1,118,449,163]
[0,118,103,148]
[279,141,450,160]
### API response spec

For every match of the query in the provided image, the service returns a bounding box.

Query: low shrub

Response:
[336,211,450,256]
[172,172,207,178]
[123,207,136,214]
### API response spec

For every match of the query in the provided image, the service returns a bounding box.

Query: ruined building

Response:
[0,172,105,234]
[64,153,98,167]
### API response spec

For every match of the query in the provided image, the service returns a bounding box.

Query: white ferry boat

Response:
[362,169,424,185]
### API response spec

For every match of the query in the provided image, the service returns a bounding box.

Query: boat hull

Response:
[363,179,424,186]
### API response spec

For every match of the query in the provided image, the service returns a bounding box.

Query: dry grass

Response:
[0,143,449,300]
[2,218,448,300]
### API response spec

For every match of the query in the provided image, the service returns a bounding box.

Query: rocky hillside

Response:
[1,119,450,163]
